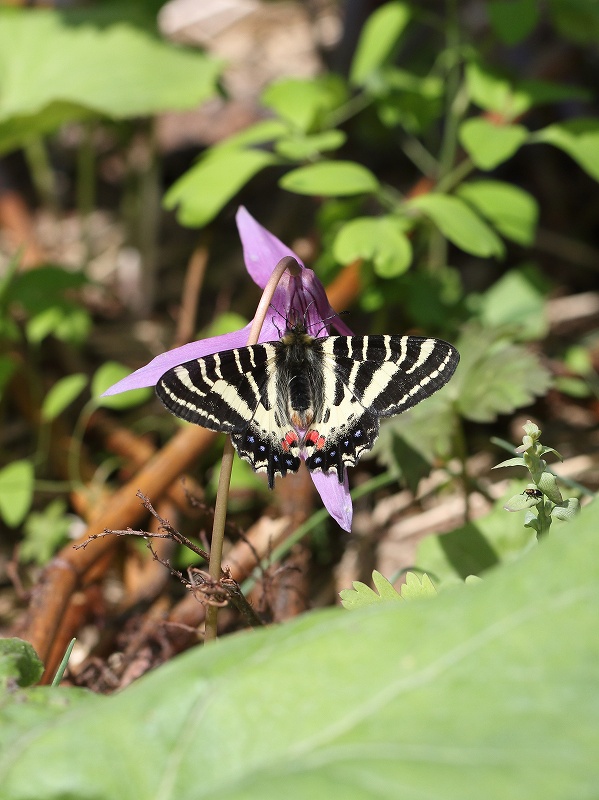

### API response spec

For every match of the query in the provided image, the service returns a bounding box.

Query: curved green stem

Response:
[203,256,302,642]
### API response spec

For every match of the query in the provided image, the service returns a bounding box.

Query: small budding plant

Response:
[497,420,580,537]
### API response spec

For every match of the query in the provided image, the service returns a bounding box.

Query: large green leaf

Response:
[488,0,539,44]
[459,118,529,170]
[532,119,599,182]
[456,180,539,246]
[409,194,505,258]
[350,1,411,87]
[0,9,221,136]
[2,500,599,798]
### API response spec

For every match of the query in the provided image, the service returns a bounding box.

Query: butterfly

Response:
[156,320,459,487]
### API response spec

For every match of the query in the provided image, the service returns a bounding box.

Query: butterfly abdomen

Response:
[275,325,325,429]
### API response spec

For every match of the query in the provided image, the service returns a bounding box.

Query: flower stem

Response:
[203,256,302,642]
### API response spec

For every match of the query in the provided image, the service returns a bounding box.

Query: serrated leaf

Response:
[333,216,412,276]
[91,363,152,410]
[19,499,73,566]
[0,639,44,689]
[457,180,539,246]
[454,326,552,423]
[280,161,380,197]
[350,2,411,86]
[41,374,87,422]
[400,572,437,600]
[340,571,402,609]
[409,194,505,258]
[532,119,599,182]
[476,266,548,340]
[0,460,34,527]
[459,118,529,169]
[6,491,599,799]
[164,149,278,228]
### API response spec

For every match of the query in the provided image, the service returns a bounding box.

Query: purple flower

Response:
[103,207,354,530]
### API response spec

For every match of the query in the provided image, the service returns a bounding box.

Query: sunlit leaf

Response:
[41,374,88,422]
[350,2,411,86]
[333,215,413,277]
[280,161,380,197]
[457,180,539,246]
[92,363,152,410]
[409,194,505,257]
[532,119,599,182]
[0,460,34,527]
[459,118,529,169]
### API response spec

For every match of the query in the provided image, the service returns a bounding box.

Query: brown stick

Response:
[17,424,216,672]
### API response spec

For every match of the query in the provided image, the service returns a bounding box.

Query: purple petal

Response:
[101,323,254,396]
[236,206,305,288]
[237,206,353,337]
[310,470,353,531]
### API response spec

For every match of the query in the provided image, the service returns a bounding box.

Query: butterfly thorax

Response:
[275,323,325,429]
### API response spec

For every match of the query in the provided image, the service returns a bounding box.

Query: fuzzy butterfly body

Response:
[156,322,459,487]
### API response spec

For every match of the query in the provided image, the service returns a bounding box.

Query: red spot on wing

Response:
[281,430,299,451]
[305,430,326,449]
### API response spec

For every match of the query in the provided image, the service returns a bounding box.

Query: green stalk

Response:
[203,256,302,642]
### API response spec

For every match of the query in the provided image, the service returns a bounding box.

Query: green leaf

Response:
[274,130,346,161]
[280,161,380,197]
[0,460,34,527]
[262,76,347,133]
[409,194,505,258]
[551,497,580,521]
[0,639,44,689]
[350,2,411,86]
[41,374,88,422]
[0,356,16,400]
[453,325,552,422]
[91,363,153,410]
[400,572,437,600]
[0,8,222,155]
[340,570,402,609]
[532,119,599,182]
[504,493,541,512]
[459,118,529,169]
[26,305,91,346]
[537,472,563,504]
[493,457,527,469]
[457,180,539,246]
[488,0,539,44]
[5,499,599,798]
[19,499,72,566]
[476,266,549,340]
[333,216,412,277]
[164,149,278,227]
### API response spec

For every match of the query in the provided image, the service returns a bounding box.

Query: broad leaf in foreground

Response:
[2,501,598,798]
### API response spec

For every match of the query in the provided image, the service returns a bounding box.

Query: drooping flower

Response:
[103,207,354,530]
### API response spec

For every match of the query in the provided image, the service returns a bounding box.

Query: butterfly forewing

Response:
[156,343,301,487]
[156,326,459,487]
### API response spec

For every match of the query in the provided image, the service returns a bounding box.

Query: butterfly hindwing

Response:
[303,335,459,480]
[156,344,301,486]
